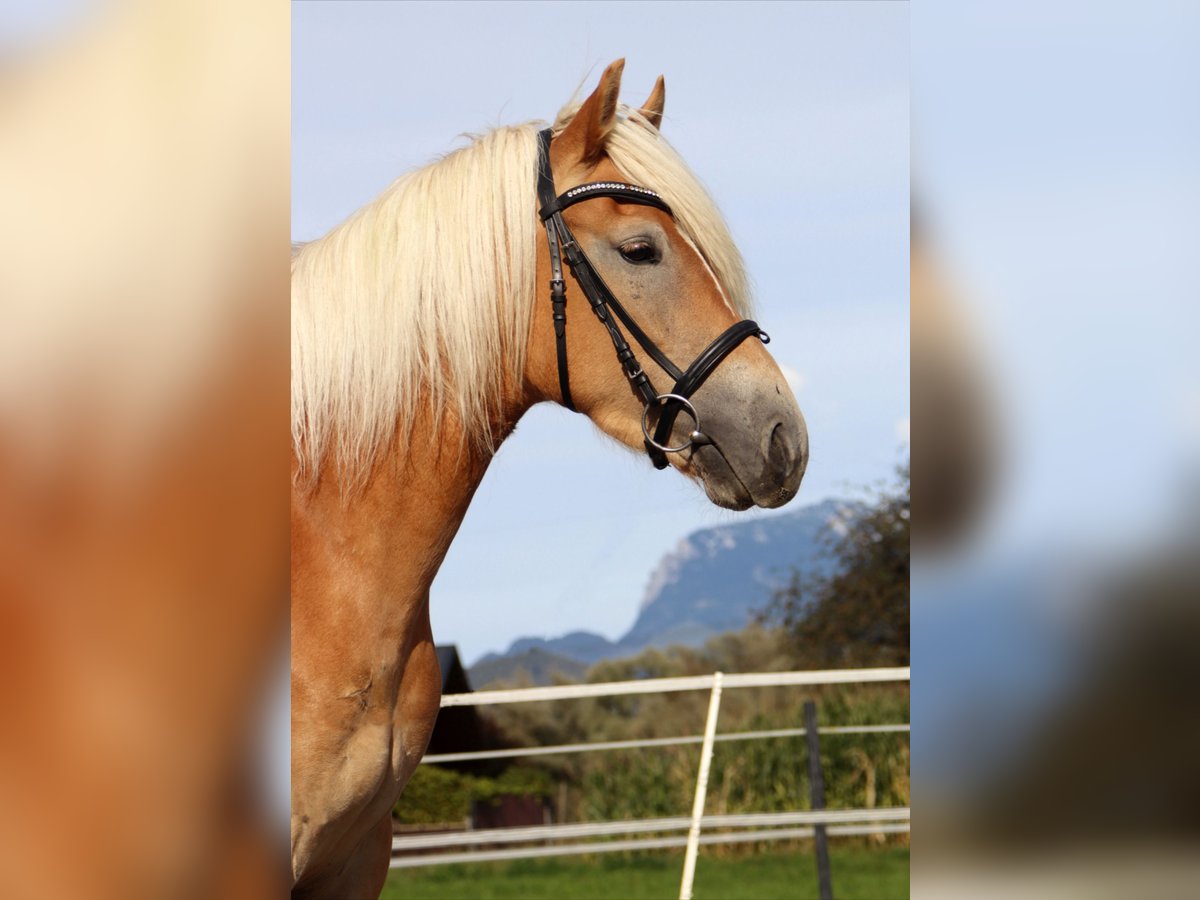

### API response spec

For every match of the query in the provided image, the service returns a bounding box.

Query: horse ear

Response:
[638,75,665,130]
[558,58,625,166]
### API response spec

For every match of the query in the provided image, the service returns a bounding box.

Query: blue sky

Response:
[293,1,909,663]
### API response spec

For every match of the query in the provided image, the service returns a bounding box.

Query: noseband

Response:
[536,128,769,470]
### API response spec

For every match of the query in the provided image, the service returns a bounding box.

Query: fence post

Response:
[678,671,723,900]
[804,699,833,900]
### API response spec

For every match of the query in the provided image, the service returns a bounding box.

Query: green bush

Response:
[395,765,556,825]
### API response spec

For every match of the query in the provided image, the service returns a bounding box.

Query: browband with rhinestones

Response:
[564,182,667,203]
[540,180,672,221]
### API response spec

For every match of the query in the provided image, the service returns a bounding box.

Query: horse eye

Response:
[619,240,659,265]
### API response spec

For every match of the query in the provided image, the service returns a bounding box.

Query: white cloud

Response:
[896,416,910,445]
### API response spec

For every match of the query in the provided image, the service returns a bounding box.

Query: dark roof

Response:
[427,646,496,773]
[435,645,473,695]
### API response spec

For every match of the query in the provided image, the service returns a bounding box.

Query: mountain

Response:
[616,498,849,655]
[468,646,588,689]
[468,498,855,687]
[507,631,617,664]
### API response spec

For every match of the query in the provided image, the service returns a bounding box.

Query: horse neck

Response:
[291,394,526,644]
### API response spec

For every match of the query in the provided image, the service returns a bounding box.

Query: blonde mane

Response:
[292,105,753,485]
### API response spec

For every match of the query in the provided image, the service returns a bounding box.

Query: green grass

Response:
[382,845,909,900]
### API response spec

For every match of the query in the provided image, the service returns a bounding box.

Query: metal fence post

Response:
[804,699,833,900]
[679,671,723,900]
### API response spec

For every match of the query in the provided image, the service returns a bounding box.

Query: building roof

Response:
[435,645,472,695]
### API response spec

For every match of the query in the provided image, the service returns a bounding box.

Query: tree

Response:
[763,464,909,668]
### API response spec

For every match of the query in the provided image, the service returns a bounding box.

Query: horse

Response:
[290,59,808,898]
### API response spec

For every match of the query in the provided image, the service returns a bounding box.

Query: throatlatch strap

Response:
[547,220,574,411]
[536,130,560,221]
[537,130,576,411]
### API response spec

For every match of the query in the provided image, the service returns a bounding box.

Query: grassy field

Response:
[382,846,909,900]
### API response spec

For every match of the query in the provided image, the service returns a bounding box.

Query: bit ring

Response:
[641,393,701,453]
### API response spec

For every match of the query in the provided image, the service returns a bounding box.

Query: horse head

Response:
[528,60,808,510]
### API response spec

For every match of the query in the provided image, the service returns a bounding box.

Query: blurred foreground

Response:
[0,2,289,898]
[912,2,1200,896]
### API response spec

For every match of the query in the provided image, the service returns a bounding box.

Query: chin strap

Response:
[536,128,769,470]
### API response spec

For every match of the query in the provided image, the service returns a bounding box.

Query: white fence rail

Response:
[438,666,911,707]
[393,666,911,899]
[422,723,910,764]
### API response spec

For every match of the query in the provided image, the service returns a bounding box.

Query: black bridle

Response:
[535,128,769,470]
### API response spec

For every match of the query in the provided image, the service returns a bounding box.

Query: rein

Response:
[535,128,769,470]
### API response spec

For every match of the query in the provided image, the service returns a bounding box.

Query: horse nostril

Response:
[767,422,794,470]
